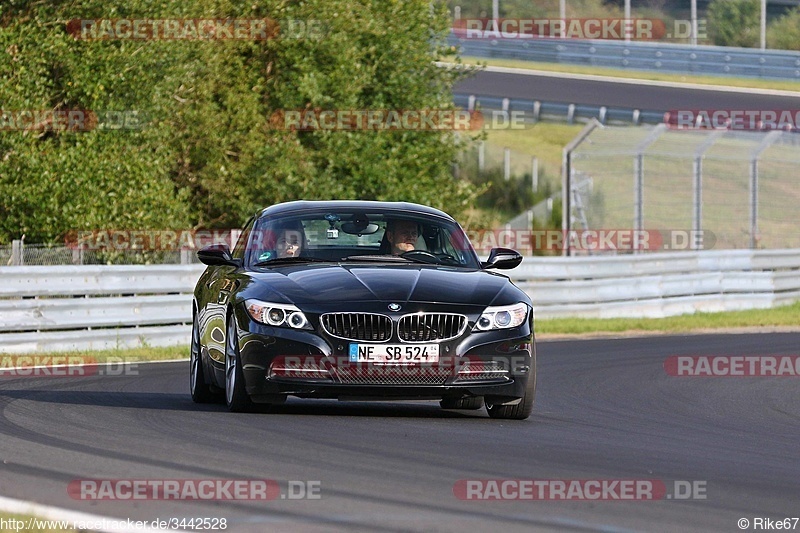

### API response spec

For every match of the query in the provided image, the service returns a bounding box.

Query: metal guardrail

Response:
[0,264,204,353]
[516,249,800,318]
[454,93,665,126]
[449,32,800,80]
[1,250,799,352]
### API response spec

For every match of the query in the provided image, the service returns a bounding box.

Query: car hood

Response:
[240,264,524,308]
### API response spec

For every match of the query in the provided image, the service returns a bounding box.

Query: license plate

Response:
[349,343,440,364]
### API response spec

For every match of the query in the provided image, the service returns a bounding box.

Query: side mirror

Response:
[197,244,240,267]
[482,247,523,270]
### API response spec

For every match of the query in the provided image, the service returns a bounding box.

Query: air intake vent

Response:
[397,313,467,342]
[321,313,393,342]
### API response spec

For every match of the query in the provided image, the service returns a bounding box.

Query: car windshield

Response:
[248,209,480,268]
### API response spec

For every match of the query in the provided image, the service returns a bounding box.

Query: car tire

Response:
[486,364,536,420]
[440,396,484,410]
[225,317,254,413]
[190,313,215,403]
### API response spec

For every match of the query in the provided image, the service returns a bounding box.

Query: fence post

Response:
[634,153,644,232]
[692,130,725,250]
[72,245,85,265]
[531,157,538,193]
[562,119,604,256]
[692,156,702,249]
[749,131,782,249]
[750,158,759,249]
[632,124,666,253]
[11,240,22,266]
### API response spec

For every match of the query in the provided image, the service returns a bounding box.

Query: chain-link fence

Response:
[454,138,563,230]
[1,242,203,266]
[455,140,544,184]
[566,124,800,252]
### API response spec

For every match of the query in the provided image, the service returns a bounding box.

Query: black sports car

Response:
[191,200,536,419]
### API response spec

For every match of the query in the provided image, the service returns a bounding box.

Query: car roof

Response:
[255,200,456,222]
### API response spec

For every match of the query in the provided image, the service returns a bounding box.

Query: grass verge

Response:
[452,57,800,93]
[482,122,583,178]
[536,301,800,336]
[0,345,187,363]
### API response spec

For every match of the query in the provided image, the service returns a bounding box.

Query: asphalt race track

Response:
[454,69,800,112]
[1,333,799,532]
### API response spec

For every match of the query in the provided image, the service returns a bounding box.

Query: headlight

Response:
[245,299,311,330]
[474,302,529,331]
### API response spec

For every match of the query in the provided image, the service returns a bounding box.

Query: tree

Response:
[768,7,800,51]
[0,0,478,243]
[707,0,760,48]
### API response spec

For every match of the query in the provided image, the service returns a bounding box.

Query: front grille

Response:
[335,365,452,386]
[454,360,510,383]
[397,313,467,342]
[321,313,393,342]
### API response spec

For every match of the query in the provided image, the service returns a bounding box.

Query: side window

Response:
[440,226,473,265]
[232,217,254,260]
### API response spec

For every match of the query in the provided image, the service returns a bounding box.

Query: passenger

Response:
[275,226,304,258]
[255,221,305,263]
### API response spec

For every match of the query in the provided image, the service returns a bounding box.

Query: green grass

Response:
[537,301,800,336]
[0,345,187,363]
[482,122,583,178]
[452,57,800,92]
[558,125,800,249]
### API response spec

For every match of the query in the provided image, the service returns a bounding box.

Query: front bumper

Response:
[231,304,535,403]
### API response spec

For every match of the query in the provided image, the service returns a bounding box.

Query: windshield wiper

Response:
[253,257,330,267]
[341,255,411,263]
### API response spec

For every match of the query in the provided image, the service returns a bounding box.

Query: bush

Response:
[768,7,800,51]
[707,0,760,48]
[0,0,479,244]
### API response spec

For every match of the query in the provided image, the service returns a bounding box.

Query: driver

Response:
[385,219,419,255]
